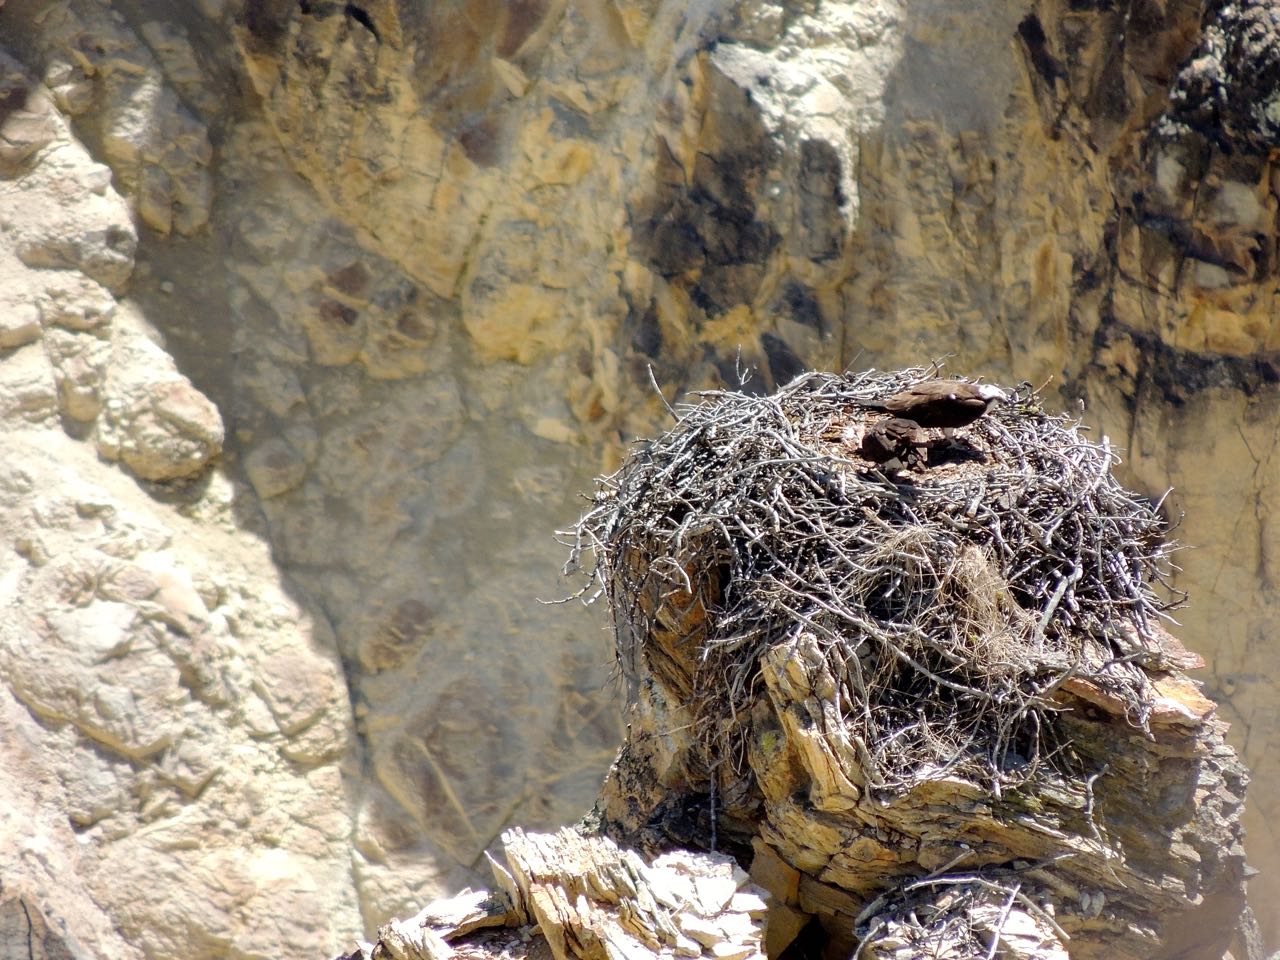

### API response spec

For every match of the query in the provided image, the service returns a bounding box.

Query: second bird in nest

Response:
[859,418,931,469]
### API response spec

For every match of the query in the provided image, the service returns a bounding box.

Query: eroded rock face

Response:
[0,442,359,959]
[0,48,221,479]
[0,31,352,960]
[0,0,1278,955]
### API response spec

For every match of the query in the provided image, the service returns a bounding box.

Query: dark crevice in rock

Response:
[781,282,824,333]
[240,0,295,47]
[625,297,663,359]
[1017,13,1065,87]
[761,332,805,387]
[0,79,31,126]
[1086,321,1280,407]
[343,3,380,42]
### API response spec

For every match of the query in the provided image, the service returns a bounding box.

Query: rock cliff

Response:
[0,0,1276,957]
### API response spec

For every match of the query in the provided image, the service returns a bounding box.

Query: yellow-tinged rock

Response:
[701,305,759,351]
[462,284,572,364]
[532,141,595,186]
[749,840,801,905]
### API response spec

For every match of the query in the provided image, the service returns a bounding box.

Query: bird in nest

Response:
[860,379,1008,433]
[859,417,932,469]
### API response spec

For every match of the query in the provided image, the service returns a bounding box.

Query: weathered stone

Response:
[243,436,308,498]
[35,271,117,330]
[0,76,58,173]
[0,886,97,960]
[0,342,58,423]
[0,446,362,960]
[0,51,137,295]
[0,297,40,348]
[42,56,95,115]
[2,0,1280,956]
[17,0,213,236]
[93,309,223,480]
[43,327,110,421]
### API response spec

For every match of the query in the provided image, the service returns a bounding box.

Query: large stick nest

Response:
[566,368,1182,797]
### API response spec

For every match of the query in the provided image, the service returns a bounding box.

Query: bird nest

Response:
[565,368,1182,796]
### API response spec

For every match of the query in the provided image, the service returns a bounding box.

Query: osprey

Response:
[860,417,930,468]
[863,380,1007,430]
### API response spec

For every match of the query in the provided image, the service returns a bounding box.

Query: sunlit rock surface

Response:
[0,0,1277,955]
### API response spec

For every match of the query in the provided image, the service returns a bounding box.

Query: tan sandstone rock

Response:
[1,0,1279,956]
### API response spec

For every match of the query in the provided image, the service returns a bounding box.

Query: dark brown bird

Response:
[860,417,930,468]
[862,380,1007,431]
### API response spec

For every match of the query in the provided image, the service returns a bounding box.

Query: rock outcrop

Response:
[0,0,1277,957]
[349,372,1249,960]
[577,371,1247,960]
[1,26,354,960]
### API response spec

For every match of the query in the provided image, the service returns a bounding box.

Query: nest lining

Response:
[565,368,1181,795]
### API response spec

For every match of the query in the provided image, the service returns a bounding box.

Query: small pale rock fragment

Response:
[716,910,759,942]
[644,868,696,911]
[692,874,740,915]
[728,891,769,919]
[1150,674,1217,726]
[43,329,110,422]
[241,693,279,738]
[676,913,725,948]
[94,314,224,480]
[13,216,138,295]
[100,378,224,480]
[139,558,211,636]
[35,273,117,330]
[253,648,341,736]
[0,300,41,348]
[60,743,130,827]
[0,343,58,422]
[407,887,518,937]
[377,920,454,960]
[278,717,354,764]
[157,737,221,796]
[673,934,702,957]
[42,58,95,115]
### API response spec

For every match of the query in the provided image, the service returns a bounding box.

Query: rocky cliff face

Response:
[0,0,1276,957]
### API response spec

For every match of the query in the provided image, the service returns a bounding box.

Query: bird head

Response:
[974,383,1008,406]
